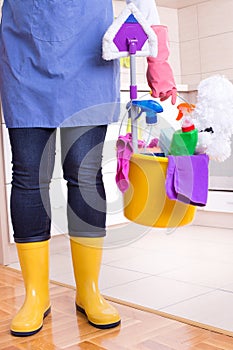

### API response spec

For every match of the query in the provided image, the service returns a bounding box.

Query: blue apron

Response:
[0,0,120,128]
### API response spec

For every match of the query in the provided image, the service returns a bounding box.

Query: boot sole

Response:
[10,306,51,337]
[76,304,121,329]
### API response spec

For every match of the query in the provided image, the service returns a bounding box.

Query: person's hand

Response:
[146,25,177,105]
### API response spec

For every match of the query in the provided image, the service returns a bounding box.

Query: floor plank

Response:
[1,265,233,350]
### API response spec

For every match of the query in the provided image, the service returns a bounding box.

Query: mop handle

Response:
[128,39,138,153]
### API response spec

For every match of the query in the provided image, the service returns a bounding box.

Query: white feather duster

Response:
[193,75,233,162]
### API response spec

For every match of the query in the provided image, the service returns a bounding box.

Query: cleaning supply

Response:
[126,101,143,140]
[195,127,214,154]
[102,3,158,61]
[159,126,175,156]
[104,3,197,228]
[116,133,147,193]
[193,75,233,162]
[176,102,195,122]
[123,153,197,228]
[165,154,209,206]
[170,103,198,156]
[10,241,51,337]
[146,25,177,105]
[103,2,160,153]
[70,237,121,329]
[115,133,134,193]
[131,99,164,155]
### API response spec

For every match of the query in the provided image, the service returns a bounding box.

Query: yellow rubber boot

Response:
[10,241,51,337]
[70,237,121,329]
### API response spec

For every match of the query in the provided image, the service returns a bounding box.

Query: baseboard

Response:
[193,209,233,229]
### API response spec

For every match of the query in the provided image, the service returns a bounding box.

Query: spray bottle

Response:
[170,102,198,156]
[131,99,164,155]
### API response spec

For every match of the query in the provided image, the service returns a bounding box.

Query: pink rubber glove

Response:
[146,25,177,105]
[115,133,146,193]
[115,134,133,193]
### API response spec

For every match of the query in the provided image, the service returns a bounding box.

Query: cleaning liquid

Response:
[143,112,164,156]
[131,100,165,156]
[170,103,198,156]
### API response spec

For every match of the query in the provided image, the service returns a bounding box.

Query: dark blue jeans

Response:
[8,126,107,243]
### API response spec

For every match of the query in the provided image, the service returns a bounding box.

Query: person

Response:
[0,0,176,336]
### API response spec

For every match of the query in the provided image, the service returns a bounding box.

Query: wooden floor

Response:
[1,266,233,350]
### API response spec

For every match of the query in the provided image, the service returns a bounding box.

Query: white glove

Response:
[126,0,160,25]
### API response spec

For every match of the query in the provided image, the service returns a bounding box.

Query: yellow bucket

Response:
[123,154,196,228]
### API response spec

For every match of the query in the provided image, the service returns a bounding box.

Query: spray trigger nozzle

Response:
[176,103,195,121]
[132,100,163,124]
[132,100,163,113]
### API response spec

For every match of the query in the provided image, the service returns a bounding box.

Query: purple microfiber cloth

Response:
[166,154,209,206]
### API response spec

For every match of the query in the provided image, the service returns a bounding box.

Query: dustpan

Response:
[103,4,196,228]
